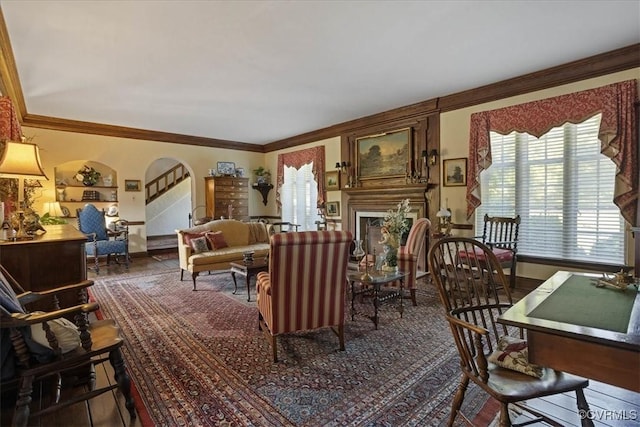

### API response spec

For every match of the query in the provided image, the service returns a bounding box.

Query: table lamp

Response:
[0,141,48,239]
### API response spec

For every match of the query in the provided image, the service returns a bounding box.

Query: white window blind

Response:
[476,113,624,264]
[281,162,320,231]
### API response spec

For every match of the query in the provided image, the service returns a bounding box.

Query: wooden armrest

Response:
[16,280,94,305]
[1,302,99,328]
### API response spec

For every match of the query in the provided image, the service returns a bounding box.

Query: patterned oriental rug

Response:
[91,270,494,426]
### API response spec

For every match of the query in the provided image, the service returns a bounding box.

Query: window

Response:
[476,114,624,264]
[280,162,321,231]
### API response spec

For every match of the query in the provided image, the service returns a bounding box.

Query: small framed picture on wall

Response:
[443,158,467,187]
[325,171,340,191]
[326,201,340,217]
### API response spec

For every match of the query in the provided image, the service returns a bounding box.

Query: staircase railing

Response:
[146,164,190,204]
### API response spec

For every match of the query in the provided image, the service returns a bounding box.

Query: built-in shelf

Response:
[252,183,273,206]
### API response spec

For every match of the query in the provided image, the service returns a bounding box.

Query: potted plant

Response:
[253,167,271,185]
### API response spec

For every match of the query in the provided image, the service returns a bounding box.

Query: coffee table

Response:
[348,270,407,329]
[230,258,268,302]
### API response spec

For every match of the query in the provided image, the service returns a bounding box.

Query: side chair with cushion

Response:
[458,214,520,289]
[428,237,592,427]
[396,217,431,306]
[0,264,136,427]
[76,203,129,274]
[256,230,353,362]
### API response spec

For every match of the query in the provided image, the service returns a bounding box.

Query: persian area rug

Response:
[91,270,492,426]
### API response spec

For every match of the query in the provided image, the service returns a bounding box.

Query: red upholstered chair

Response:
[396,218,431,306]
[459,214,520,289]
[255,230,353,362]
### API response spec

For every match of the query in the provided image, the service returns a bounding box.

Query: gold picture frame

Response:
[124,179,141,192]
[443,158,467,187]
[325,170,340,191]
[326,201,340,217]
[356,128,411,180]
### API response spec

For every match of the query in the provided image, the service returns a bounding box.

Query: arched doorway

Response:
[145,158,191,252]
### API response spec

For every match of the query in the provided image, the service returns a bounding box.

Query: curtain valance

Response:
[276,146,325,211]
[467,80,638,225]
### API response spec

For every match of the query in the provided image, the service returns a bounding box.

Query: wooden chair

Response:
[76,203,129,274]
[256,230,352,362]
[459,214,520,289]
[0,264,136,427]
[428,237,593,427]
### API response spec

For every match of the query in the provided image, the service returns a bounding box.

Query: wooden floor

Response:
[2,252,638,426]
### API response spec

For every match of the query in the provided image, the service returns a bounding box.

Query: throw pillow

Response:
[488,335,544,378]
[190,236,209,253]
[183,231,207,246]
[206,231,229,250]
[30,312,81,354]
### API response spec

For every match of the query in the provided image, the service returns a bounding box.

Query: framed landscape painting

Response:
[325,170,340,191]
[443,158,467,187]
[356,128,410,180]
[326,201,340,217]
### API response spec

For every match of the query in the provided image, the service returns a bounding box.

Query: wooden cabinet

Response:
[204,177,249,221]
[0,224,87,313]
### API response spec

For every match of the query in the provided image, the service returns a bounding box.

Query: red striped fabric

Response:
[257,231,353,335]
[397,218,431,290]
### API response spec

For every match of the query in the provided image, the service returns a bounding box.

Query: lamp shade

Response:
[436,208,451,218]
[44,201,64,217]
[0,141,48,180]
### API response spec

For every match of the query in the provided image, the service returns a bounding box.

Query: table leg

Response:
[399,278,404,319]
[373,286,379,330]
[231,272,238,294]
[245,274,251,302]
[350,281,355,320]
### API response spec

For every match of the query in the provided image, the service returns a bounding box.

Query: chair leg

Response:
[575,388,594,427]
[271,335,278,362]
[448,374,469,427]
[410,288,417,306]
[13,374,34,427]
[509,260,517,289]
[498,402,511,427]
[338,324,345,351]
[109,348,136,419]
[94,255,100,275]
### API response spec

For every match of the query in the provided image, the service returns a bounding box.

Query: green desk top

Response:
[528,274,638,333]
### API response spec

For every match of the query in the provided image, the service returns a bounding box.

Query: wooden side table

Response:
[229,258,268,302]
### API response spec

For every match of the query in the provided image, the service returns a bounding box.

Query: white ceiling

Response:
[1,1,639,145]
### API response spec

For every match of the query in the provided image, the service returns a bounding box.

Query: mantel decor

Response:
[356,128,410,180]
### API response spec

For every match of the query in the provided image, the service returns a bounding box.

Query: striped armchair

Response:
[397,218,431,306]
[256,230,353,362]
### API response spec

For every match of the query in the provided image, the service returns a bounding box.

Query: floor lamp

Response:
[0,141,48,239]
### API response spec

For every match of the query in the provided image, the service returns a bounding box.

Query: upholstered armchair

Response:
[76,204,129,274]
[256,230,353,362]
[0,264,136,427]
[396,218,431,306]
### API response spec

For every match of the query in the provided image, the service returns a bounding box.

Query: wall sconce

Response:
[427,149,438,166]
[336,161,349,173]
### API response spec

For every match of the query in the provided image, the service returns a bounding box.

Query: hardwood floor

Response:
[2,254,638,426]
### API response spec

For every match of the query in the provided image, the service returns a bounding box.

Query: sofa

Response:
[176,219,270,290]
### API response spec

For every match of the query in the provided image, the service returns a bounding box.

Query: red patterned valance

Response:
[276,146,325,211]
[0,96,23,142]
[467,80,638,225]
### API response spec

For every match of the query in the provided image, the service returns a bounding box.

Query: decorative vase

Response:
[83,179,95,187]
[382,232,401,272]
[352,239,365,263]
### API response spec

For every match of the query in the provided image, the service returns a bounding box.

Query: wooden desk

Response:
[0,224,87,312]
[499,271,640,392]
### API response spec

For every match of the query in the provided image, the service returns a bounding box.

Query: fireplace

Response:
[344,185,430,271]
